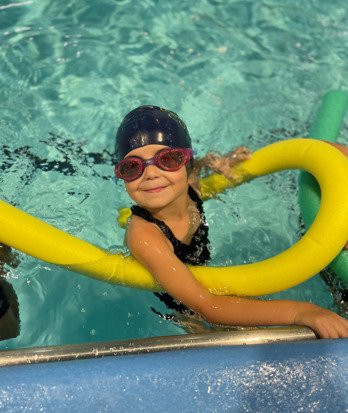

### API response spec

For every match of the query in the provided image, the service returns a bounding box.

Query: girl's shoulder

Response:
[127,214,158,235]
[126,215,173,252]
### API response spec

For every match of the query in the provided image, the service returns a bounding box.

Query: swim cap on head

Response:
[115,105,192,160]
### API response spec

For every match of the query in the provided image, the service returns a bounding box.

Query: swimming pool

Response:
[0,0,347,351]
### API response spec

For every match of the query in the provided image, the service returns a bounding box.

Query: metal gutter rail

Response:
[0,326,315,367]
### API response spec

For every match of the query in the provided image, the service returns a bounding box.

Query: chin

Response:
[137,195,174,210]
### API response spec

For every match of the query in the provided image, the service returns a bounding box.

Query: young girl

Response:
[114,105,348,339]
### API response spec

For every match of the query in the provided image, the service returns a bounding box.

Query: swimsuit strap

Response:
[188,185,204,212]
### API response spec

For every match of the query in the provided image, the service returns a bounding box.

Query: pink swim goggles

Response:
[115,148,193,182]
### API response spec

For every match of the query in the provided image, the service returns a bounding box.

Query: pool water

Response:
[0,0,347,350]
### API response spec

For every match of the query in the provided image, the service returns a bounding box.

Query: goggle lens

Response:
[117,158,142,181]
[159,150,185,170]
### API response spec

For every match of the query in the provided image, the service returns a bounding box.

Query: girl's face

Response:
[123,145,189,211]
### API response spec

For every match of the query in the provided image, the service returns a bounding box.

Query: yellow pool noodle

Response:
[1,138,347,296]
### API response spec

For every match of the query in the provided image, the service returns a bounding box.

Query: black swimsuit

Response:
[131,186,210,315]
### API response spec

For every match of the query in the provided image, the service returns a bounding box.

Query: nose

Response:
[143,164,160,180]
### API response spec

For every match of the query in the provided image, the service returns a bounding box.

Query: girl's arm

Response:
[189,141,348,192]
[127,217,348,339]
[188,146,251,192]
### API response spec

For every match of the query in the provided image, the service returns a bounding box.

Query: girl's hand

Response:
[189,146,252,192]
[205,146,252,180]
[294,302,348,339]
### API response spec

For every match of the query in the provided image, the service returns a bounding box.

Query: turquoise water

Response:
[0,0,347,350]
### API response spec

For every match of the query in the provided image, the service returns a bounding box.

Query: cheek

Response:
[165,167,188,184]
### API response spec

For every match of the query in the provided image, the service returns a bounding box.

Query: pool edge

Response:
[0,326,315,367]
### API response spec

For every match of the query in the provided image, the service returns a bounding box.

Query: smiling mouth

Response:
[143,186,167,193]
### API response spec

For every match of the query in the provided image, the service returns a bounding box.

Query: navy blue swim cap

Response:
[115,105,192,160]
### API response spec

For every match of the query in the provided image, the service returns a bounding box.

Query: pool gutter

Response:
[0,326,315,367]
